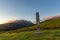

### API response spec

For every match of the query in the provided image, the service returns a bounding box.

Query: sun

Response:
[0,17,12,24]
[0,20,10,24]
[0,16,16,24]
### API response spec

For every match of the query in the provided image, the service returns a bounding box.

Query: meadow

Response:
[0,29,60,40]
[0,17,60,40]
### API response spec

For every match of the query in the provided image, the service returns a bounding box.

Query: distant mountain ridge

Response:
[0,20,34,31]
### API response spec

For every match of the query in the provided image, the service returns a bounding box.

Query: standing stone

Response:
[34,12,41,34]
[36,12,40,32]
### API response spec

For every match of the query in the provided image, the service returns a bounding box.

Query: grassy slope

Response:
[14,17,60,32]
[0,17,60,32]
[0,17,60,40]
[0,29,60,40]
[40,17,60,29]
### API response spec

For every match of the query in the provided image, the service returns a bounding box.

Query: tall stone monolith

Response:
[36,12,40,31]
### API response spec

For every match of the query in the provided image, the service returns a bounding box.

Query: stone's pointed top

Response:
[36,12,39,17]
[36,12,39,14]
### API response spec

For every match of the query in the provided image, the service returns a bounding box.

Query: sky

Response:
[0,0,60,24]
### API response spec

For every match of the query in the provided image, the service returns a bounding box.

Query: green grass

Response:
[14,18,60,32]
[0,29,60,40]
[40,18,60,29]
[0,18,60,40]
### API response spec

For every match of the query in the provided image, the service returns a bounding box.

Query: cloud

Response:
[43,14,60,20]
[53,14,60,18]
[43,16,53,20]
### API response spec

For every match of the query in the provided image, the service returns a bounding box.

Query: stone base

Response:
[34,31,42,35]
[34,28,41,34]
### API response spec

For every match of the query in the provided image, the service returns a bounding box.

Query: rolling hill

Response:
[40,17,60,29]
[0,17,60,32]
[0,17,60,40]
[15,17,60,32]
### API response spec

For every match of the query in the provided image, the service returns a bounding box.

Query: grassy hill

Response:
[0,29,60,40]
[14,17,60,32]
[0,17,60,40]
[0,17,60,32]
[40,17,60,29]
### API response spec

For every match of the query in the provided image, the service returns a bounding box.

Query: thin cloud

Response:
[43,14,60,20]
[43,16,53,20]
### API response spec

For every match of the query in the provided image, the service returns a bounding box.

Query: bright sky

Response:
[0,0,60,24]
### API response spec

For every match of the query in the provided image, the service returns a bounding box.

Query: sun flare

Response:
[0,20,10,24]
[0,17,13,24]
